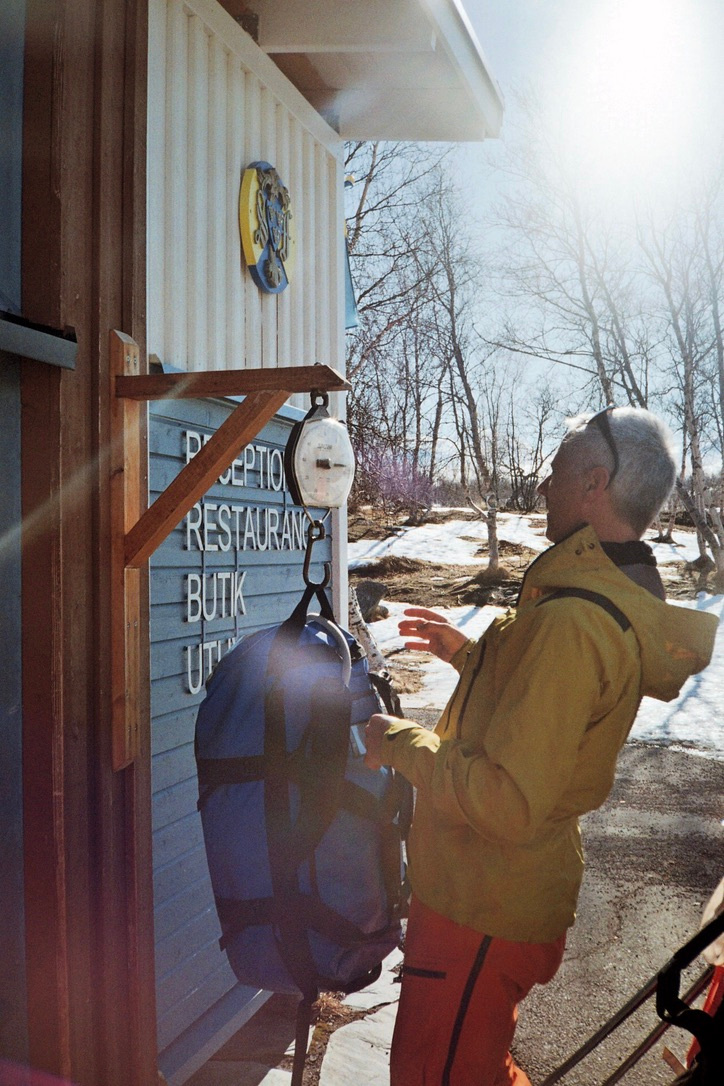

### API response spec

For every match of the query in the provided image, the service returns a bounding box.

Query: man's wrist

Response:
[379,720,434,766]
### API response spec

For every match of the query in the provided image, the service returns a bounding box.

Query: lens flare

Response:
[544,0,712,204]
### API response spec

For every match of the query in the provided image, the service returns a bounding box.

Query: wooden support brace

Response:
[124,388,289,568]
[116,364,351,401]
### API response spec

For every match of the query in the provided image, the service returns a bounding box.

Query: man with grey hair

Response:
[365,406,719,1086]
[542,405,677,557]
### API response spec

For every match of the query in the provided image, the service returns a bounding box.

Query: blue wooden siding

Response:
[149,397,332,1080]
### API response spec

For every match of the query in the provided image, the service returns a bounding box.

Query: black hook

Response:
[303,519,331,589]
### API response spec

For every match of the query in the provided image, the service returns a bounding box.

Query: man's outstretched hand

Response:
[398,607,468,662]
[364,609,466,768]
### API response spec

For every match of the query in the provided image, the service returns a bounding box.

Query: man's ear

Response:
[584,465,611,497]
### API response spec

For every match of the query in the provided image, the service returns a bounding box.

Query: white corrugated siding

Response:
[148,0,345,376]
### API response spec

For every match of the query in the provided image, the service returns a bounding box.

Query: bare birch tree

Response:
[637,204,724,587]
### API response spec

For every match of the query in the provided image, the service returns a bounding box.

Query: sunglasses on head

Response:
[586,406,619,485]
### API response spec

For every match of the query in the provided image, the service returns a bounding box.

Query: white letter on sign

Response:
[187,574,202,623]
[185,430,202,464]
[233,571,247,616]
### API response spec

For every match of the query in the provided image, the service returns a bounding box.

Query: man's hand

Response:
[364,713,397,770]
[398,606,468,663]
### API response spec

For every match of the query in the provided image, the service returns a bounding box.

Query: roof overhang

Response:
[239,0,503,142]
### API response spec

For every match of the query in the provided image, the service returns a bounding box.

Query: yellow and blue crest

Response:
[239,161,294,294]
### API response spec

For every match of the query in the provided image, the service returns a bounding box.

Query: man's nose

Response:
[538,475,550,496]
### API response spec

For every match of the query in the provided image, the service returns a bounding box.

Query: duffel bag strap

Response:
[216,893,394,951]
[261,622,353,998]
[285,583,335,628]
[291,996,314,1086]
[369,669,403,717]
[369,668,413,917]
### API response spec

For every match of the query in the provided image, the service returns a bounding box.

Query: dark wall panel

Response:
[0,357,28,1061]
[0,0,24,314]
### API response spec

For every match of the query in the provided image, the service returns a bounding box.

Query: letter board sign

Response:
[149,395,332,1075]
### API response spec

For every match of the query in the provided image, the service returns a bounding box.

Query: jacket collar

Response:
[517,525,603,606]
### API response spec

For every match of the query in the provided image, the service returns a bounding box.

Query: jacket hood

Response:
[519,525,719,703]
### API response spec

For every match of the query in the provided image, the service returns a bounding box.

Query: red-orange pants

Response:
[391,897,566,1086]
[687,964,724,1067]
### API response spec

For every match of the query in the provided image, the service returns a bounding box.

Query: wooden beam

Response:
[109,331,143,770]
[115,363,350,401]
[124,387,289,568]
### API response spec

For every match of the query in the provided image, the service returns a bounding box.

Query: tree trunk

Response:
[487,493,500,571]
[348,586,389,673]
[675,479,724,587]
[428,391,444,483]
[468,495,500,572]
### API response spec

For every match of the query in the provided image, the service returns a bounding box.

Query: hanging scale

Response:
[285,390,355,589]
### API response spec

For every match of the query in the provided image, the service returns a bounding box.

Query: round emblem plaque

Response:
[239,161,295,294]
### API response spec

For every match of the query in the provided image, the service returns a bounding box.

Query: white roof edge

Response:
[420,0,504,136]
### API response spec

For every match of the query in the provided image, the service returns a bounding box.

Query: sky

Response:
[460,0,724,213]
[350,513,724,761]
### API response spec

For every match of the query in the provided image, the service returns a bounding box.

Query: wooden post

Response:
[109,330,144,769]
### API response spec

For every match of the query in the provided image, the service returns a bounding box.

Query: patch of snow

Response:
[319,1004,397,1085]
[349,519,489,568]
[373,600,503,711]
[351,514,703,570]
[645,530,704,566]
[630,593,724,758]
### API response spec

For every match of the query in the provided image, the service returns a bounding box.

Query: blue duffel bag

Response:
[195,583,411,1002]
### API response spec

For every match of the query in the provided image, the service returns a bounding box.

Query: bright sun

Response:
[547,0,710,203]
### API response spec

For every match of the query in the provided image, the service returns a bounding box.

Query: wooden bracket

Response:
[124,388,289,568]
[109,334,351,770]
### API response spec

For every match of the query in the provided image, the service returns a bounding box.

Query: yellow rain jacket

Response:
[380,525,719,943]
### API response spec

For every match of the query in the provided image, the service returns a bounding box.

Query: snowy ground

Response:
[350,513,724,762]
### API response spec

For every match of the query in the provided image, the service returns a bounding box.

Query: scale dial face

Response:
[291,416,355,508]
